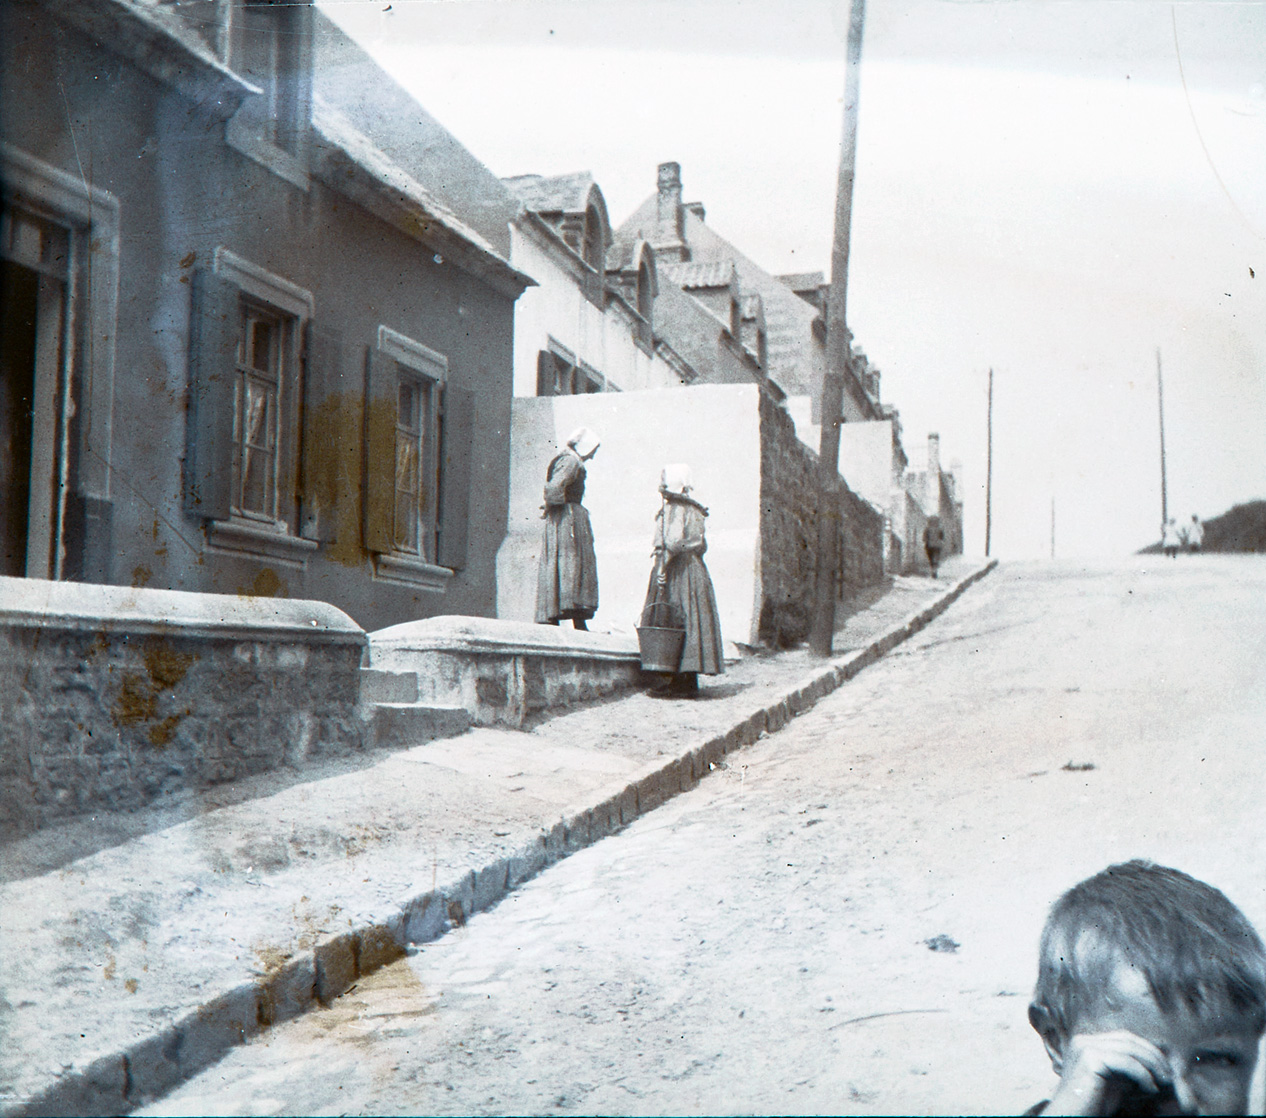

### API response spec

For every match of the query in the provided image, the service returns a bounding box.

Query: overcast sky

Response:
[320,0,1266,559]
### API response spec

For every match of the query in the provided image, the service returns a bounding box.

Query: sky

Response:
[319,0,1266,558]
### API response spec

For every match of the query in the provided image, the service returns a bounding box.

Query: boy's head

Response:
[1029,861,1266,1115]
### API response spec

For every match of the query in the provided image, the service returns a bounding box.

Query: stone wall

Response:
[757,392,885,644]
[0,578,366,839]
[369,616,643,728]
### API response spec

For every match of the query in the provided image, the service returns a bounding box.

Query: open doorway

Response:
[1,205,70,579]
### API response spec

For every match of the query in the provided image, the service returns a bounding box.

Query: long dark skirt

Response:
[640,553,724,675]
[536,503,598,622]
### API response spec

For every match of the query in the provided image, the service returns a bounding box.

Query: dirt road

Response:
[145,556,1266,1115]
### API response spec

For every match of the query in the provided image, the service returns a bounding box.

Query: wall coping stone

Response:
[369,614,639,663]
[0,576,366,645]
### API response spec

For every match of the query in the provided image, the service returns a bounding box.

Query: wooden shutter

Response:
[185,268,238,520]
[363,345,396,554]
[536,350,555,396]
[299,323,344,543]
[436,385,474,570]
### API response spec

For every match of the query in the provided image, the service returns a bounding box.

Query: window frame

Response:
[368,325,456,591]
[199,247,316,566]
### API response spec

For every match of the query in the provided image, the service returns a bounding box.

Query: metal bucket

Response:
[637,624,686,673]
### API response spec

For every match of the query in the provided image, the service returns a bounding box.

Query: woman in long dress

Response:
[536,427,600,629]
[640,463,724,693]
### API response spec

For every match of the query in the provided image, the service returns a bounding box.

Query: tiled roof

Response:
[502,172,595,215]
[313,15,521,258]
[660,260,735,290]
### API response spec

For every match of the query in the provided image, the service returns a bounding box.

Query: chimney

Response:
[654,161,688,262]
[927,432,941,483]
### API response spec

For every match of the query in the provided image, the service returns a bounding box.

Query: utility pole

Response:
[1156,348,1168,529]
[809,0,866,658]
[985,367,994,557]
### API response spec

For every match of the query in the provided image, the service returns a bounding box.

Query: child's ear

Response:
[1029,1002,1067,1074]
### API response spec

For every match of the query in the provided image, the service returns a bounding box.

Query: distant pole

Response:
[809,0,866,658]
[984,367,994,557]
[1156,348,1168,528]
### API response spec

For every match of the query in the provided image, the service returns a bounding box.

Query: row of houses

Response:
[1,0,962,644]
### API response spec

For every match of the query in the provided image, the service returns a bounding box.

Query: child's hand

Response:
[1044,1030,1172,1116]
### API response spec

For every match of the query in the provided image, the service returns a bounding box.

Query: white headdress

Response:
[566,427,601,458]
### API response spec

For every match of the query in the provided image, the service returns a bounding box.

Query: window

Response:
[391,373,435,558]
[536,346,603,396]
[187,248,316,564]
[365,327,474,588]
[225,0,311,188]
[581,205,603,272]
[232,301,284,521]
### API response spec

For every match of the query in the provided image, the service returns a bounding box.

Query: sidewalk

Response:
[0,558,995,1117]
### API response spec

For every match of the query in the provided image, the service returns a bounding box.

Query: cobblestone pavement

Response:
[144,556,1266,1115]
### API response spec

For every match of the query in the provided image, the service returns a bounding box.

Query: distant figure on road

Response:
[1161,517,1182,559]
[923,516,945,578]
[1186,514,1204,554]
[536,427,600,630]
[640,464,724,695]
[1024,860,1266,1116]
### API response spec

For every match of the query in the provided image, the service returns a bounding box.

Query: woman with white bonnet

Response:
[640,463,724,693]
[536,427,600,629]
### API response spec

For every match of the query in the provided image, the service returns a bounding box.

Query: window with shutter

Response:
[190,249,315,566]
[366,326,465,590]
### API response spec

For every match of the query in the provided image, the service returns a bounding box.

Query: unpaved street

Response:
[147,557,1266,1116]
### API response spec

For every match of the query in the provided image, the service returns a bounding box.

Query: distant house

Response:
[0,0,531,631]
[612,162,883,421]
[502,171,688,396]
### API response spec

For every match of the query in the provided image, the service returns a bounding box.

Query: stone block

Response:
[122,1025,183,1107]
[445,871,476,927]
[472,859,509,914]
[177,983,258,1079]
[618,786,637,826]
[358,668,418,704]
[542,820,567,863]
[255,953,315,1027]
[356,916,406,975]
[313,933,358,1005]
[402,892,446,945]
[507,837,546,888]
[635,771,661,815]
[562,810,590,852]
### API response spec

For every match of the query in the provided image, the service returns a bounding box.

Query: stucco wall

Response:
[0,6,517,634]
[509,224,681,395]
[496,385,763,645]
[0,578,365,838]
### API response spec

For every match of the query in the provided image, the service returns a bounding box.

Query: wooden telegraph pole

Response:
[809,0,866,658]
[985,367,994,557]
[1156,348,1168,529]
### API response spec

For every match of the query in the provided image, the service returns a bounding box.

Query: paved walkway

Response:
[0,559,992,1117]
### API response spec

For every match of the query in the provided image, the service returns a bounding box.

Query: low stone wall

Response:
[757,393,886,644]
[369,615,644,727]
[0,577,366,838]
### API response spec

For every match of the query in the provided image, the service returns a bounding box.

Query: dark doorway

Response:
[0,259,38,576]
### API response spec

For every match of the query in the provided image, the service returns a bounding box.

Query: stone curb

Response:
[9,560,996,1118]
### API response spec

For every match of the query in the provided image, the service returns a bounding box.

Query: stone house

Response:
[612,162,883,421]
[0,0,531,632]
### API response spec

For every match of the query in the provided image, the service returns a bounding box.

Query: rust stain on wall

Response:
[237,567,288,599]
[112,636,199,745]
[304,393,368,569]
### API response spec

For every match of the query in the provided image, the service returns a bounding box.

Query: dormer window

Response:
[232,0,303,152]
[637,261,653,325]
[582,204,603,272]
